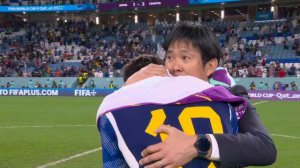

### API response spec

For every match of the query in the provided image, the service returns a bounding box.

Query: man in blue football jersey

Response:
[97,68,246,168]
[98,54,249,167]
[126,23,276,168]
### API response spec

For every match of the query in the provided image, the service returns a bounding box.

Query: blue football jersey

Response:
[98,101,238,168]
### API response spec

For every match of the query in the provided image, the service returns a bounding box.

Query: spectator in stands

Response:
[281,83,289,91]
[249,43,254,53]
[255,49,262,59]
[262,65,268,77]
[108,81,114,89]
[82,71,88,83]
[278,68,286,78]
[28,79,34,88]
[297,70,300,77]
[45,79,51,88]
[54,68,61,77]
[288,63,297,76]
[52,80,58,88]
[254,41,259,50]
[261,55,267,66]
[10,80,16,88]
[242,66,248,77]
[292,39,299,50]
[274,62,282,77]
[6,82,10,88]
[257,82,265,90]
[78,74,84,86]
[94,70,104,78]
[273,82,281,91]
[248,64,256,77]
[58,80,65,88]
[250,81,256,90]
[271,36,276,46]
[90,79,96,88]
[265,83,270,90]
[255,64,263,77]
[283,38,289,49]
[291,81,298,91]
[268,63,275,77]
[35,81,42,88]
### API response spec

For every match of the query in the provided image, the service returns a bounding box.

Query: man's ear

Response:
[205,58,218,77]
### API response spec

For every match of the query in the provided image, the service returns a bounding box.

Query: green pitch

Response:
[250,101,300,168]
[0,97,299,168]
[0,96,103,168]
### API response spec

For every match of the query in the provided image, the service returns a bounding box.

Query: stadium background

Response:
[1,0,300,167]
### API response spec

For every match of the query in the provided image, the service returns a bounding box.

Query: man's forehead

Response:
[167,41,200,52]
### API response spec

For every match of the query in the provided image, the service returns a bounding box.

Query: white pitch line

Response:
[252,101,300,140]
[0,125,95,129]
[36,147,102,168]
[253,101,268,106]
[271,134,300,140]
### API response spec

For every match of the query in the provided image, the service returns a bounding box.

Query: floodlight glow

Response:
[221,10,224,19]
[176,12,180,22]
[134,14,138,23]
[96,16,99,25]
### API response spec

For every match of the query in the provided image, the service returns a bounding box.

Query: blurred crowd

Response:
[0,17,157,78]
[1,11,300,80]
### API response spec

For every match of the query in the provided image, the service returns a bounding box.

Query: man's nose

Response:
[170,60,183,73]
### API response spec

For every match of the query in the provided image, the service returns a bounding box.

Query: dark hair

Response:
[163,22,220,65]
[123,54,164,82]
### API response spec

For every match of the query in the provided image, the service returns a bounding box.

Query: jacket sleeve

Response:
[213,85,277,168]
